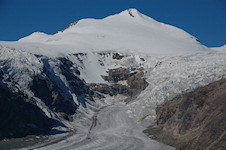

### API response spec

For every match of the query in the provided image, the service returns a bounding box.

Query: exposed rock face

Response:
[0,56,97,139]
[31,57,97,121]
[112,53,124,60]
[61,21,78,32]
[0,79,57,140]
[101,67,136,83]
[89,83,131,96]
[127,69,148,92]
[91,67,148,98]
[144,79,226,150]
[30,76,75,120]
[59,57,93,106]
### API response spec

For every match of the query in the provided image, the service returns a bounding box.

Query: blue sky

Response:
[0,0,225,47]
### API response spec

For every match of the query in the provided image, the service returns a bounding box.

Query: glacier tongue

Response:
[32,103,175,150]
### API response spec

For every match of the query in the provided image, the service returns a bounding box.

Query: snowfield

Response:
[17,9,210,56]
[0,8,225,150]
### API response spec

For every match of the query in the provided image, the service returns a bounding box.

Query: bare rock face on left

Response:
[0,71,58,140]
[0,46,94,140]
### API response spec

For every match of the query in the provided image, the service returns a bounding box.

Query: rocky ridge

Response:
[144,79,226,150]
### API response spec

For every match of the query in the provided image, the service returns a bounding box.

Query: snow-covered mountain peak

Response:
[60,8,157,34]
[126,8,139,17]
[118,8,142,18]
[15,9,212,56]
[60,8,143,33]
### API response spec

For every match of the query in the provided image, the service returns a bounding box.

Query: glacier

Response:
[0,8,225,150]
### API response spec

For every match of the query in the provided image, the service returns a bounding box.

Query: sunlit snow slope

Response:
[17,8,210,56]
[211,44,226,52]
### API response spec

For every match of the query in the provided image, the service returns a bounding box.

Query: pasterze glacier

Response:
[0,9,225,150]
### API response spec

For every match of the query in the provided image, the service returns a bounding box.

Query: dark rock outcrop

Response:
[144,79,226,150]
[61,21,78,32]
[0,82,57,140]
[89,83,131,96]
[30,57,97,121]
[112,53,124,60]
[127,70,148,92]
[30,76,76,120]
[59,58,95,106]
[0,56,100,140]
[91,67,148,98]
[101,67,136,83]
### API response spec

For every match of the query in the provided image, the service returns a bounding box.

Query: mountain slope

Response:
[0,8,225,150]
[144,78,226,150]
